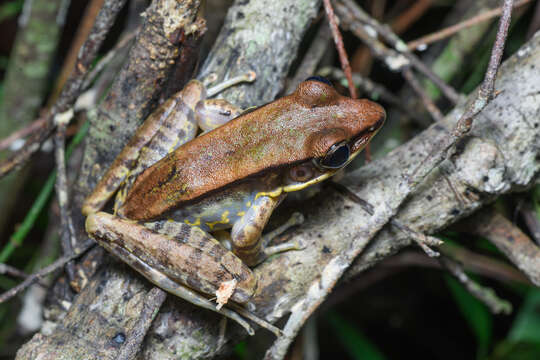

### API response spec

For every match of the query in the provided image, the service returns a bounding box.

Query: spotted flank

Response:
[166,185,272,233]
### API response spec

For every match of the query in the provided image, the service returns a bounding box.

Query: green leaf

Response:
[0,0,23,23]
[234,341,247,360]
[508,288,540,344]
[327,312,385,360]
[446,276,493,359]
[490,340,540,360]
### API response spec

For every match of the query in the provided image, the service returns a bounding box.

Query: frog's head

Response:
[282,76,385,192]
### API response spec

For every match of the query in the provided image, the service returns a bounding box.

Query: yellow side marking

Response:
[185,217,201,226]
[237,211,246,217]
[205,211,231,230]
[254,187,283,200]
[246,201,252,207]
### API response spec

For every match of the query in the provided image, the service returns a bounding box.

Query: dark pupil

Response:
[305,76,332,86]
[321,144,350,168]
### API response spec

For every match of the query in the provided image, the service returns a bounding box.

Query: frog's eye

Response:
[288,164,314,182]
[320,141,350,169]
[305,76,333,87]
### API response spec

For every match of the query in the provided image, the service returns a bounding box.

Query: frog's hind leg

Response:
[82,100,179,215]
[87,213,280,335]
[99,237,257,335]
[144,220,282,336]
[113,87,200,212]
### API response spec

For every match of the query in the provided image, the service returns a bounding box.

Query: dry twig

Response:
[323,0,357,99]
[0,117,48,152]
[323,0,370,159]
[337,0,461,104]
[0,0,127,180]
[0,242,94,304]
[48,0,107,105]
[405,0,514,192]
[439,256,512,314]
[462,208,540,286]
[0,263,30,280]
[408,0,532,50]
[402,67,444,122]
[53,111,77,280]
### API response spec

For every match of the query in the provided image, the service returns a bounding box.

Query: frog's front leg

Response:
[231,194,304,267]
[85,212,282,336]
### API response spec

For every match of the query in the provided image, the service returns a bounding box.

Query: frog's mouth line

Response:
[350,114,385,153]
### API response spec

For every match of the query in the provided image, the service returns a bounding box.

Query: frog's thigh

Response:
[113,98,199,211]
[230,194,285,266]
[82,99,179,215]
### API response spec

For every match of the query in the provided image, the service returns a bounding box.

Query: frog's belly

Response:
[166,185,259,232]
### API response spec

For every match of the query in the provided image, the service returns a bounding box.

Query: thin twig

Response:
[329,247,529,310]
[82,29,138,90]
[439,244,530,285]
[390,0,432,35]
[330,181,443,257]
[337,0,461,104]
[0,0,128,181]
[323,0,357,99]
[0,263,29,280]
[520,201,540,245]
[0,120,54,178]
[0,117,48,152]
[48,0,107,106]
[439,256,512,314]
[402,67,444,122]
[334,3,453,121]
[406,0,514,190]
[117,287,167,360]
[0,121,90,264]
[408,0,531,50]
[462,208,540,286]
[319,66,425,123]
[286,21,332,93]
[323,0,373,161]
[0,241,94,304]
[53,111,77,280]
[0,263,49,288]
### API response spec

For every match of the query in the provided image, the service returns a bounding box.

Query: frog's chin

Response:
[282,147,364,193]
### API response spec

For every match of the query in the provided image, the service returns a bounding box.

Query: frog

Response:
[82,73,386,335]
